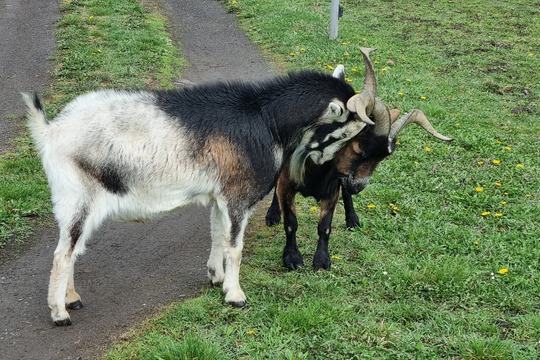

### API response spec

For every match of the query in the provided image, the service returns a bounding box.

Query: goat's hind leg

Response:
[49,201,95,326]
[49,231,82,325]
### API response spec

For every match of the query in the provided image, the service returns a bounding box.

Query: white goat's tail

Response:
[21,92,49,154]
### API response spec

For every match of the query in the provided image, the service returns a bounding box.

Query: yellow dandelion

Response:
[473,241,479,245]
[341,41,350,45]
[525,194,532,198]
[374,60,379,64]
[327,65,334,70]
[455,123,461,127]
[367,204,376,209]
[406,79,412,83]
[310,206,319,213]
[289,52,296,56]
[504,146,512,151]
[301,48,306,52]
[495,213,503,217]
[495,181,501,187]
[496,140,502,144]
[516,163,524,169]
[477,161,484,165]
[345,77,353,83]
[501,201,507,205]
[398,91,404,96]
[529,52,534,57]
[481,211,491,216]
[351,67,357,73]
[475,187,484,192]
[420,96,427,101]
[246,329,255,335]
[492,159,501,165]
[89,15,94,20]
[381,67,389,73]
[424,147,431,152]
[331,255,341,260]
[343,52,350,57]
[498,268,509,275]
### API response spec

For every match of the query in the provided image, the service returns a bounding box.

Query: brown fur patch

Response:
[334,138,363,174]
[276,161,297,215]
[202,135,257,202]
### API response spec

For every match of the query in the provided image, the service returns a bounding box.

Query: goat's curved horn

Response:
[389,110,454,142]
[372,98,392,136]
[346,47,378,125]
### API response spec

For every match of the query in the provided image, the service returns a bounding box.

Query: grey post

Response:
[329,0,340,40]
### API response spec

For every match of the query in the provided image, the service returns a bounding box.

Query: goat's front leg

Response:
[313,192,340,270]
[341,184,360,228]
[265,190,281,226]
[222,207,251,307]
[208,203,226,286]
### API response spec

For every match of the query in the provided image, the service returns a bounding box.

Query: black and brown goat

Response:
[265,49,453,271]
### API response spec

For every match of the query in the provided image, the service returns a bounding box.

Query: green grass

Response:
[106,0,539,359]
[0,0,183,249]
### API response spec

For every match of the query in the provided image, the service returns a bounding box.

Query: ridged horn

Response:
[346,47,378,126]
[389,109,454,142]
[372,98,392,136]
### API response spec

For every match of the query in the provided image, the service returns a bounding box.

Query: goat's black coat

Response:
[155,71,356,204]
[266,126,396,270]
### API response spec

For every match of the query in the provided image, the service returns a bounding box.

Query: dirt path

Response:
[0,1,272,359]
[0,0,59,154]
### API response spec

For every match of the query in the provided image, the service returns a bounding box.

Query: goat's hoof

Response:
[265,213,281,227]
[67,300,83,310]
[284,258,304,270]
[313,254,331,271]
[207,267,224,286]
[283,250,304,270]
[346,217,361,228]
[54,318,72,326]
[228,300,246,308]
[209,279,223,287]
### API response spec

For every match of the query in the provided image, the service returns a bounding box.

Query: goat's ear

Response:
[390,109,401,122]
[332,65,345,80]
[328,101,343,117]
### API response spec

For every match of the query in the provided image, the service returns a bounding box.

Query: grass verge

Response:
[0,0,183,252]
[106,0,539,359]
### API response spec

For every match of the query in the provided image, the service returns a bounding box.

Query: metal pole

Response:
[329,0,340,40]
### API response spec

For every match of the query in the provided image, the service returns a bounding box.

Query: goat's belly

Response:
[107,184,215,222]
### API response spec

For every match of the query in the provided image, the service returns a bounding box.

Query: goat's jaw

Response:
[345,175,371,194]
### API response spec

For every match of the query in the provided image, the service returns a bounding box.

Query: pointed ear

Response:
[332,64,345,80]
[390,108,401,122]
